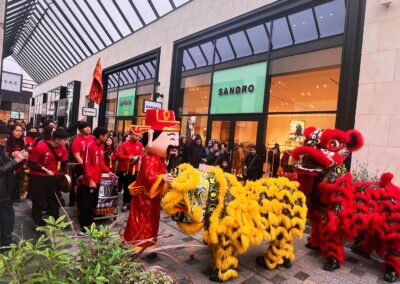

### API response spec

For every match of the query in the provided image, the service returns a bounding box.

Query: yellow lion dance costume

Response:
[162,164,307,282]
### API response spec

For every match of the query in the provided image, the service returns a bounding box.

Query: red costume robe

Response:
[123,153,168,246]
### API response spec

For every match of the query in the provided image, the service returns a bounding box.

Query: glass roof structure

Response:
[181,0,346,72]
[3,0,192,84]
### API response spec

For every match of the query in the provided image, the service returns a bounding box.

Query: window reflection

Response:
[215,37,235,63]
[315,0,346,37]
[270,17,293,49]
[229,31,252,58]
[288,9,318,44]
[246,24,269,54]
[181,73,211,114]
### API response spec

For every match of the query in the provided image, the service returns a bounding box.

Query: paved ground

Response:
[11,197,399,284]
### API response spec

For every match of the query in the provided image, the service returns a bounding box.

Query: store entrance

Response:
[208,117,260,176]
[116,118,132,139]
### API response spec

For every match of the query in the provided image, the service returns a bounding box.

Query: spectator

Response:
[69,121,95,207]
[268,143,281,178]
[166,145,182,173]
[117,131,143,207]
[7,119,14,128]
[6,125,25,201]
[220,142,230,166]
[205,140,213,156]
[104,137,117,172]
[207,142,221,166]
[244,146,262,181]
[179,136,189,163]
[0,122,28,246]
[28,128,69,227]
[220,159,231,173]
[24,125,38,153]
[79,127,113,234]
[188,135,207,168]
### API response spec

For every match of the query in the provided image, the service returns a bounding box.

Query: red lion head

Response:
[292,127,364,175]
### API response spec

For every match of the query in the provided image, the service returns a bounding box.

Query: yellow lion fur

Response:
[162,164,307,282]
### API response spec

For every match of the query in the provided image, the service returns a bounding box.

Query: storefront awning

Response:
[3,0,191,84]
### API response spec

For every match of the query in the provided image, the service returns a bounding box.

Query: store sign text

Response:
[218,84,255,96]
[1,72,22,92]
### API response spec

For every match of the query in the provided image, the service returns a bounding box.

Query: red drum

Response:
[96,173,119,215]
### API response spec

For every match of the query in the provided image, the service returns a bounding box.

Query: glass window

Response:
[288,9,318,44]
[188,46,208,68]
[151,0,173,16]
[200,42,215,65]
[265,113,336,150]
[183,50,195,70]
[270,17,293,49]
[215,36,235,63]
[269,67,340,112]
[315,0,346,37]
[246,24,269,54]
[229,31,252,58]
[136,94,152,117]
[181,73,211,114]
[181,115,208,142]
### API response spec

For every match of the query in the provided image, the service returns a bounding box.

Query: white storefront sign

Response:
[1,72,22,92]
[143,100,162,113]
[82,107,97,117]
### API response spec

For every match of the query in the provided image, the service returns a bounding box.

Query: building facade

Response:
[27,0,400,181]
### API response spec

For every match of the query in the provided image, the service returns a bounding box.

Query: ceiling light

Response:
[278,81,282,84]
[329,13,333,16]
[316,85,320,88]
[323,84,327,88]
[307,92,311,96]
[293,24,297,27]
[301,92,305,96]
[309,105,314,108]
[320,16,324,19]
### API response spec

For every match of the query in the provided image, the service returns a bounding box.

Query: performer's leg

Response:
[209,237,239,282]
[307,210,321,250]
[29,175,47,227]
[122,173,135,206]
[320,225,344,271]
[383,240,400,283]
[258,231,291,270]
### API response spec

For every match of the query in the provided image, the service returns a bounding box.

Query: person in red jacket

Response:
[123,109,179,250]
[117,130,144,207]
[69,121,95,207]
[28,128,68,227]
[78,126,114,233]
[24,125,37,153]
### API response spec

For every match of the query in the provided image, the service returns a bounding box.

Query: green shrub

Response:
[0,216,174,284]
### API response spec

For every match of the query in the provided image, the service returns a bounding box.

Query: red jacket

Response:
[24,136,36,153]
[82,141,110,186]
[117,140,143,172]
[71,134,95,162]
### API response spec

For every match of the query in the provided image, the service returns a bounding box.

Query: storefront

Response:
[169,0,364,174]
[30,80,80,127]
[99,49,160,137]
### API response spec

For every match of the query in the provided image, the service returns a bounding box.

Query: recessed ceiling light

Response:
[316,85,320,88]
[301,92,305,96]
[278,81,282,84]
[323,84,327,88]
[329,13,333,16]
[320,16,324,19]
[293,24,297,27]
[307,92,311,96]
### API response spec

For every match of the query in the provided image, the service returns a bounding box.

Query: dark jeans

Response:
[122,173,137,205]
[0,199,15,246]
[29,175,60,226]
[70,165,83,205]
[77,184,99,231]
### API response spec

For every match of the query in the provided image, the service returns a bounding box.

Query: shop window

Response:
[180,115,208,141]
[215,37,235,63]
[288,9,318,44]
[246,24,269,54]
[183,50,195,70]
[229,31,252,58]
[200,42,215,66]
[187,46,208,68]
[181,73,211,115]
[265,113,336,150]
[270,17,293,49]
[315,0,346,38]
[268,67,340,112]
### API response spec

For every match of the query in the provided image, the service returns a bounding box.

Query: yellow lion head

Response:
[162,164,211,234]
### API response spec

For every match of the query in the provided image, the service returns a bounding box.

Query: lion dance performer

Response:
[123,109,180,250]
[292,127,400,282]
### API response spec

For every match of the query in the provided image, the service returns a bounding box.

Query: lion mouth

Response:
[295,154,325,173]
[172,212,192,223]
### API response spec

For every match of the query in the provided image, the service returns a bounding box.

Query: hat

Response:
[0,122,10,135]
[77,121,91,131]
[130,109,180,135]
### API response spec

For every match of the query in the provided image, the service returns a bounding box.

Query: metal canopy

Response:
[181,0,346,72]
[3,0,192,84]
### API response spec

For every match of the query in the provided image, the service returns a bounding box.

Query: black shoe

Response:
[256,255,267,269]
[323,257,340,271]
[281,258,292,268]
[305,242,319,251]
[384,266,398,283]
[209,274,223,282]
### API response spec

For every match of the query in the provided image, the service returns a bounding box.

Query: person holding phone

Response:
[0,122,28,245]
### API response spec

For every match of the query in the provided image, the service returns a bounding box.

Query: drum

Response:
[58,174,72,193]
[96,173,119,215]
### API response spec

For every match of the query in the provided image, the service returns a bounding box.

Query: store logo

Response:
[119,99,132,106]
[218,84,255,96]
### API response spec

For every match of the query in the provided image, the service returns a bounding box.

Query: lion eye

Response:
[328,139,342,149]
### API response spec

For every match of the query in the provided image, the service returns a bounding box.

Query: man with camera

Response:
[0,122,28,246]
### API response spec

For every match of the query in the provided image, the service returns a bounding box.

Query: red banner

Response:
[88,58,103,105]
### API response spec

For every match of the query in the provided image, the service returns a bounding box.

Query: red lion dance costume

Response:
[123,109,180,250]
[292,127,400,283]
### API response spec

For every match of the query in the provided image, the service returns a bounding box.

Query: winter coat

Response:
[0,146,19,201]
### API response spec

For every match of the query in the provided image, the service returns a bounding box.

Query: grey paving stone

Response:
[347,256,359,264]
[184,257,201,265]
[201,267,214,276]
[181,236,193,242]
[269,274,287,284]
[294,271,309,281]
[241,276,263,284]
[350,267,365,277]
